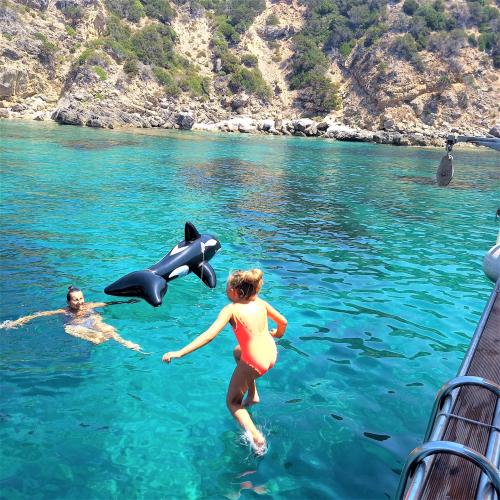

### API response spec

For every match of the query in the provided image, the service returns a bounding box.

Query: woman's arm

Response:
[264,301,288,338]
[162,305,233,363]
[1,309,66,329]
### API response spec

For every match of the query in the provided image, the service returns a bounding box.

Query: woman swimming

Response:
[162,269,287,452]
[1,286,142,351]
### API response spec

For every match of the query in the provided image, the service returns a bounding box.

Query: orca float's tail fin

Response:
[104,270,167,307]
[184,221,201,242]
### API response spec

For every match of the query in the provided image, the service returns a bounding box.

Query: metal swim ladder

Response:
[397,280,500,500]
[396,376,500,499]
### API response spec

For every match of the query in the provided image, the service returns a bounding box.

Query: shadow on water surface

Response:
[60,139,139,151]
[397,175,486,190]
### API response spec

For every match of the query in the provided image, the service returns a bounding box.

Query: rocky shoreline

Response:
[1,94,498,148]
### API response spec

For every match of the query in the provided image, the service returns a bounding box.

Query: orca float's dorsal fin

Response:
[185,222,201,242]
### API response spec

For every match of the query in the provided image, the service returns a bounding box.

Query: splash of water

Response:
[239,429,268,457]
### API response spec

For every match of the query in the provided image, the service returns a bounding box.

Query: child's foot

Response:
[251,432,267,456]
[243,393,260,407]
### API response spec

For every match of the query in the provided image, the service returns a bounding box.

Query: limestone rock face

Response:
[231,94,250,112]
[489,125,500,138]
[18,0,49,10]
[257,25,295,41]
[0,0,496,144]
[0,69,29,99]
[53,107,87,126]
[55,0,97,8]
[176,112,195,130]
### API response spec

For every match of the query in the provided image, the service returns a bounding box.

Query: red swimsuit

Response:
[232,315,277,376]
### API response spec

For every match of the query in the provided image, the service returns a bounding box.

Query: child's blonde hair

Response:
[227,269,263,300]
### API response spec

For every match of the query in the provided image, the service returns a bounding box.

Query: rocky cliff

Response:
[0,0,498,145]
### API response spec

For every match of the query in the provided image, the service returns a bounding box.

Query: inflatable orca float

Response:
[104,222,221,307]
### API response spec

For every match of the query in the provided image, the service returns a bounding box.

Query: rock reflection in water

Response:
[61,139,138,150]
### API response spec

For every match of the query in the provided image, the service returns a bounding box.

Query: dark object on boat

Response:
[436,152,454,187]
[436,135,500,187]
[104,222,221,307]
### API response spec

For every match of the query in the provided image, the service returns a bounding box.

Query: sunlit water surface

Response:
[0,120,499,499]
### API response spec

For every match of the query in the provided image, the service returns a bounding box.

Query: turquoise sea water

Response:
[0,120,498,499]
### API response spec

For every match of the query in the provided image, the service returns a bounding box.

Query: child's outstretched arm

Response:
[162,305,232,363]
[1,309,66,329]
[264,301,288,338]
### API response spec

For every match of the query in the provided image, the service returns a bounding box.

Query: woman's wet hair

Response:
[67,285,82,301]
[227,269,263,300]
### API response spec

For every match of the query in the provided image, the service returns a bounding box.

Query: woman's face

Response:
[68,291,85,311]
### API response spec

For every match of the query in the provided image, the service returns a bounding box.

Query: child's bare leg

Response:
[244,382,260,407]
[233,345,260,407]
[233,345,241,363]
[226,362,265,448]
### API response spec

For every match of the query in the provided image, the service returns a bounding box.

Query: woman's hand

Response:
[162,351,182,363]
[1,319,27,329]
[1,320,19,329]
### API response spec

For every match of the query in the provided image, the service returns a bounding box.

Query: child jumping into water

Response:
[1,286,142,351]
[162,269,287,452]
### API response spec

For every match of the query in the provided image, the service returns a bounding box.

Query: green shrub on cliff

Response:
[34,32,56,53]
[180,72,211,96]
[153,66,210,97]
[289,35,328,83]
[478,31,498,52]
[363,23,387,47]
[402,0,418,16]
[390,33,425,70]
[427,29,467,55]
[60,5,84,26]
[466,0,499,66]
[131,24,178,67]
[78,48,110,67]
[94,66,108,81]
[35,32,57,66]
[213,15,240,44]
[210,0,265,44]
[123,57,139,76]
[286,0,385,112]
[398,0,499,65]
[141,0,175,23]
[300,73,339,114]
[228,67,271,100]
[106,0,145,22]
[266,13,279,26]
[153,67,180,95]
[241,53,258,67]
[289,34,339,113]
[103,16,134,61]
